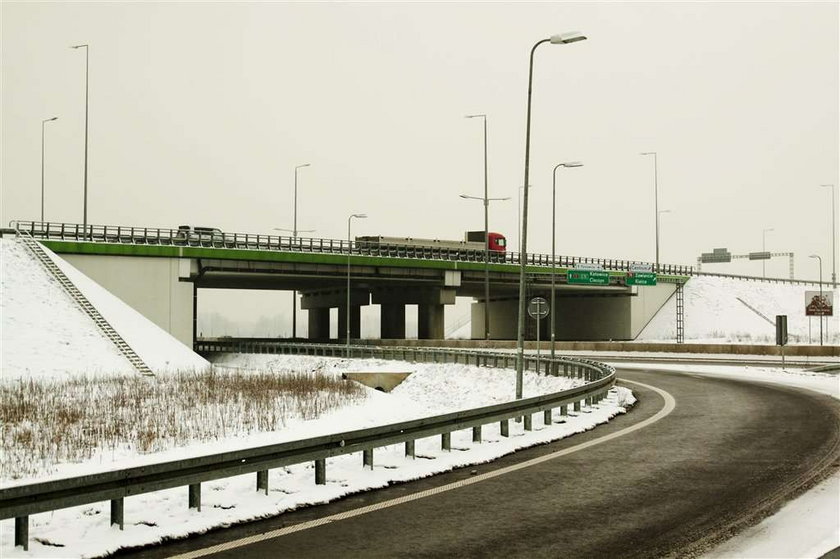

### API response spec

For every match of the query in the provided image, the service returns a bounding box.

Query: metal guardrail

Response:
[11,220,695,277]
[2,343,614,551]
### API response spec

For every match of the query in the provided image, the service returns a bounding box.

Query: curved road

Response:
[118,368,840,558]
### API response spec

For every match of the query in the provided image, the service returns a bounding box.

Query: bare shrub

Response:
[1,369,366,480]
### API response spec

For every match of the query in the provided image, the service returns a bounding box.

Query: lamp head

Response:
[70,44,88,49]
[45,117,58,122]
[809,254,820,259]
[640,152,655,156]
[296,163,310,169]
[550,32,587,44]
[562,161,583,168]
[352,213,367,219]
[465,114,486,119]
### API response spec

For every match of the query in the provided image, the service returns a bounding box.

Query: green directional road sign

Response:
[567,269,610,285]
[626,272,657,286]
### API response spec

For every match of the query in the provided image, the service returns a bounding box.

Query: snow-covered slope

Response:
[638,275,839,345]
[0,237,208,379]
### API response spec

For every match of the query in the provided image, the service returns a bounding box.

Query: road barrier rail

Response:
[11,219,695,277]
[1,343,615,551]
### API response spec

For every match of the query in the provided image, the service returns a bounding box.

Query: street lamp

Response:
[762,227,774,278]
[70,44,89,232]
[285,163,311,339]
[639,152,660,270]
[41,117,58,222]
[460,193,510,340]
[516,31,587,401]
[658,209,671,262]
[516,185,534,250]
[809,254,823,346]
[465,113,490,340]
[550,161,583,362]
[347,213,367,357]
[821,184,836,287]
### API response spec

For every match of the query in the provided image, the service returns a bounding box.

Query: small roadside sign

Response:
[567,269,610,285]
[626,272,657,286]
[574,262,604,271]
[629,263,653,273]
[805,291,834,316]
[528,297,549,319]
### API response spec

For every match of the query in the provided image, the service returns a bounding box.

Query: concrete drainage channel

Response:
[2,343,615,551]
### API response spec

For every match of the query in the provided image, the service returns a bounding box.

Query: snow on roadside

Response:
[36,241,209,374]
[0,353,633,558]
[638,275,840,345]
[0,238,134,379]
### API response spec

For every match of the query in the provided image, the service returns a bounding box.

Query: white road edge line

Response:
[170,379,676,558]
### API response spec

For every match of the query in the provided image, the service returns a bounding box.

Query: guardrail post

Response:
[189,483,201,511]
[441,432,451,451]
[405,440,415,458]
[524,414,533,431]
[110,498,125,530]
[561,404,568,416]
[15,516,28,550]
[472,425,482,443]
[363,449,374,469]
[500,419,509,437]
[543,409,552,425]
[256,469,269,494]
[315,459,326,484]
[574,401,581,413]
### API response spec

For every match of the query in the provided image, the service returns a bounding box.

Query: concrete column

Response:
[308,308,330,340]
[338,305,362,340]
[380,303,406,339]
[418,303,444,339]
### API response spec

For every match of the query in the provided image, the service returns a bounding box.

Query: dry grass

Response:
[1,368,366,481]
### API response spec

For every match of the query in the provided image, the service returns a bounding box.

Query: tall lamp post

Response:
[762,227,774,278]
[639,152,660,270]
[515,31,587,401]
[70,44,89,232]
[347,213,367,357]
[657,209,671,262]
[465,113,492,340]
[550,161,583,362]
[517,184,534,250]
[821,184,836,288]
[41,116,58,222]
[809,254,823,346]
[287,163,311,339]
[460,192,510,340]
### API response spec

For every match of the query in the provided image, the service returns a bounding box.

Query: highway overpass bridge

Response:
[13,221,691,347]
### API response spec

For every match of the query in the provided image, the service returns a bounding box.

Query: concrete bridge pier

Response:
[372,287,456,340]
[307,308,330,339]
[338,305,362,340]
[380,303,406,339]
[301,289,369,341]
[418,303,445,340]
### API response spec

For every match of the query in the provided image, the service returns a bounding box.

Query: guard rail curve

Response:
[2,343,615,551]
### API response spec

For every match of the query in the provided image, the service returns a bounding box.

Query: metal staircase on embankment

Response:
[15,230,154,376]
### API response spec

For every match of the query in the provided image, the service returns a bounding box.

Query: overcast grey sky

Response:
[2,1,838,284]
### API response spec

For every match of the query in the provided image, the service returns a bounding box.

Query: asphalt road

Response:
[118,368,840,559]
